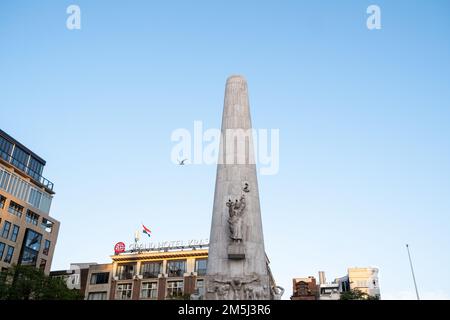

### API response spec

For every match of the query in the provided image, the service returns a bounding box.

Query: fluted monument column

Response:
[205,75,272,300]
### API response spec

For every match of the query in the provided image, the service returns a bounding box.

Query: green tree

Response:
[0,265,83,300]
[340,289,380,300]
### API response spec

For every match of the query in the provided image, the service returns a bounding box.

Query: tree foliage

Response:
[0,265,83,300]
[340,289,380,300]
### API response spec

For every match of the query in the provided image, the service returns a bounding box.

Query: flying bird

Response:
[178,159,188,165]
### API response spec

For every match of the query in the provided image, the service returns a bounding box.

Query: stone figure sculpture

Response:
[271,286,285,300]
[226,196,246,243]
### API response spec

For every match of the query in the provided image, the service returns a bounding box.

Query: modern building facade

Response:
[0,129,59,274]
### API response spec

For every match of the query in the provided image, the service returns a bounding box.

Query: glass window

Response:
[10,225,19,242]
[141,262,162,279]
[11,146,29,172]
[28,189,42,210]
[116,283,132,300]
[87,292,107,300]
[0,170,11,190]
[140,282,158,299]
[27,157,44,182]
[90,272,109,285]
[8,201,23,218]
[41,218,53,233]
[26,210,40,226]
[4,246,14,263]
[43,239,51,255]
[0,195,5,209]
[19,229,43,266]
[1,221,11,239]
[195,259,207,276]
[167,281,184,298]
[116,264,135,280]
[167,260,186,277]
[0,136,13,162]
[0,242,5,260]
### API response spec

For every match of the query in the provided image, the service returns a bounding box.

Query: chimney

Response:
[319,271,326,285]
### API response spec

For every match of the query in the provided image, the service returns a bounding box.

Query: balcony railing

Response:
[117,272,134,280]
[0,149,54,191]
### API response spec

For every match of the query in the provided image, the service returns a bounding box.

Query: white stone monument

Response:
[205,75,276,300]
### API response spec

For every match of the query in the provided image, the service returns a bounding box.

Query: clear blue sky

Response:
[1,0,449,299]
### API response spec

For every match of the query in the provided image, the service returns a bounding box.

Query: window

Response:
[1,221,11,239]
[39,259,46,270]
[141,262,162,279]
[41,218,54,233]
[19,229,43,266]
[195,259,207,276]
[27,157,44,182]
[196,279,205,297]
[43,239,51,255]
[116,283,132,300]
[140,282,158,299]
[0,136,13,162]
[4,246,14,263]
[341,281,350,292]
[90,272,109,285]
[0,170,11,190]
[0,195,5,209]
[11,146,29,172]
[356,280,368,288]
[10,225,19,242]
[87,292,107,300]
[167,260,186,277]
[26,210,39,226]
[28,189,42,210]
[167,281,184,298]
[8,201,23,218]
[0,242,5,260]
[116,264,135,280]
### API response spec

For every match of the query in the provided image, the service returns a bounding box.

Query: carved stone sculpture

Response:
[226,196,246,243]
[271,286,285,300]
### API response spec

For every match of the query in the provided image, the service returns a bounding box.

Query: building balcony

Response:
[0,149,54,192]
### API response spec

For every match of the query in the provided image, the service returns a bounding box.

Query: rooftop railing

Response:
[0,149,54,191]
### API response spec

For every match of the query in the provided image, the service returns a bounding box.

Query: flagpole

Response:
[406,244,420,300]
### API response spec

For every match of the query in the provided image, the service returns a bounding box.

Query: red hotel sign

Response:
[114,242,126,254]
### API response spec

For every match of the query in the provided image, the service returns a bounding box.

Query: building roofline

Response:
[111,249,209,262]
[0,129,46,165]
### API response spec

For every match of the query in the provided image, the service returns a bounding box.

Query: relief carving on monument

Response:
[207,274,269,300]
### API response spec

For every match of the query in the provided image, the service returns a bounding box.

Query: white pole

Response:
[406,244,420,300]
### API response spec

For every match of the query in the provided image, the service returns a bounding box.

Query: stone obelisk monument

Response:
[205,75,273,300]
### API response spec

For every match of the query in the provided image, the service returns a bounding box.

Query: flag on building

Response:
[142,224,152,238]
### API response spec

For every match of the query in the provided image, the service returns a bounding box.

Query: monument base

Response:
[228,243,245,260]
